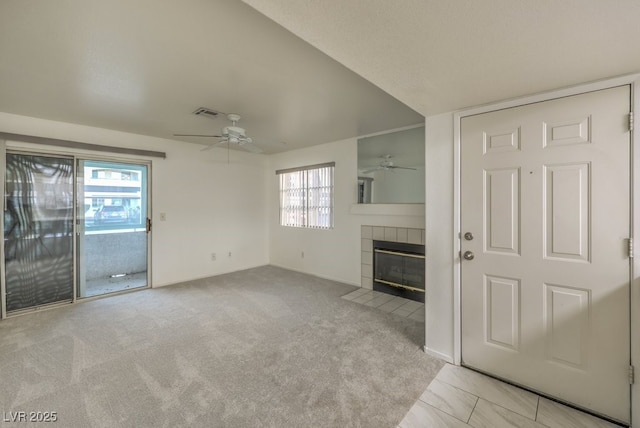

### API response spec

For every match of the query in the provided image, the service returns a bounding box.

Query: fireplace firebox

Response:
[373,240,425,303]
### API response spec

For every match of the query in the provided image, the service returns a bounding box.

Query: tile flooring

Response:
[343,287,622,427]
[341,288,424,322]
[399,364,621,428]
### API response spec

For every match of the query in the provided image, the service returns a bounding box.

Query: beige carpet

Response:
[0,266,444,427]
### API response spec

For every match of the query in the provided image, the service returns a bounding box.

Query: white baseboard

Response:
[152,263,270,288]
[423,346,455,364]
[269,263,360,287]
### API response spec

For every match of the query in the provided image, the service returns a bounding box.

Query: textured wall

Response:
[82,232,147,279]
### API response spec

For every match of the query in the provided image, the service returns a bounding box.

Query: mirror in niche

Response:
[357,126,425,204]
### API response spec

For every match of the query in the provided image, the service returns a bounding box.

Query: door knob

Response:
[463,251,475,260]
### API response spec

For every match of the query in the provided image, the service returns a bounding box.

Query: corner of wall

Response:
[424,112,455,362]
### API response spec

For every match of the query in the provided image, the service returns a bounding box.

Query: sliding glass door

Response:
[2,152,150,315]
[4,153,74,312]
[76,160,148,298]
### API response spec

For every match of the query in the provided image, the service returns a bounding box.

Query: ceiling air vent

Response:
[192,107,221,119]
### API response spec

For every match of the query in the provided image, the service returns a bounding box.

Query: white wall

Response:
[424,113,455,362]
[0,112,269,288]
[371,166,425,203]
[268,137,424,286]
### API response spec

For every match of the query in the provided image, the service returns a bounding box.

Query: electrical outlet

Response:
[159,212,167,221]
[211,253,216,261]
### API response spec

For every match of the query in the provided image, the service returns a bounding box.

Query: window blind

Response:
[277,163,334,229]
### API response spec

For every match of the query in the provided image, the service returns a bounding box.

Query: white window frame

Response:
[277,162,335,229]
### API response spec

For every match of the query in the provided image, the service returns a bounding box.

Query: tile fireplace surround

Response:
[361,226,425,290]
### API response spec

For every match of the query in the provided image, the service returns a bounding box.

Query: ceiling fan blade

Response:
[174,133,223,138]
[361,167,382,174]
[239,143,263,153]
[388,166,417,170]
[199,139,229,151]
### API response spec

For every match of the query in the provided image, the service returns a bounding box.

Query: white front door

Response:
[461,86,631,423]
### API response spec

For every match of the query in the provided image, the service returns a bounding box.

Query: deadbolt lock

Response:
[464,232,474,241]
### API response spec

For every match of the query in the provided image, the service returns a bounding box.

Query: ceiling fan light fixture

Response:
[224,125,245,136]
[175,112,261,152]
[226,113,241,123]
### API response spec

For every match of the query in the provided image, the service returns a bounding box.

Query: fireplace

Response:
[373,240,425,303]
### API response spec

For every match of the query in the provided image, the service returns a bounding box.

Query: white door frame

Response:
[453,73,640,424]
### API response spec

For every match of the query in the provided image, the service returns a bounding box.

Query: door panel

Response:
[544,163,590,261]
[76,159,148,298]
[4,153,74,312]
[484,168,520,254]
[484,275,520,351]
[544,283,590,369]
[461,86,630,423]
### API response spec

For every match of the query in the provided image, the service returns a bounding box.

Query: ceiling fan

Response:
[174,113,262,153]
[361,155,417,173]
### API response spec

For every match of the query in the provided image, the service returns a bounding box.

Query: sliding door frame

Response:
[0,141,153,319]
[76,156,151,300]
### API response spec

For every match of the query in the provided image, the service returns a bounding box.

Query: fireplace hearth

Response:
[373,240,425,303]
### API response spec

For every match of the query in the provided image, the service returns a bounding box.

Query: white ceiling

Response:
[244,0,640,116]
[0,0,422,154]
[2,1,640,155]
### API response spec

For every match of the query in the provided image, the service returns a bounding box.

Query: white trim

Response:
[356,122,425,140]
[455,72,640,118]
[631,78,640,428]
[424,346,454,364]
[453,73,640,425]
[269,263,361,287]
[150,263,271,288]
[452,111,462,365]
[0,139,5,319]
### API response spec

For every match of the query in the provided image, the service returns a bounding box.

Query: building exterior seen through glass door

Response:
[77,160,148,298]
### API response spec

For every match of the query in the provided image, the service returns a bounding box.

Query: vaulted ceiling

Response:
[245,0,640,116]
[0,0,422,153]
[2,1,639,154]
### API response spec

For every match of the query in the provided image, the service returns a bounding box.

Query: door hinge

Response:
[630,365,635,385]
[628,238,634,258]
[146,217,152,233]
[629,112,634,132]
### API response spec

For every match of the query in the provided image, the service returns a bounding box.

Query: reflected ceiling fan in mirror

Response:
[174,112,263,153]
[361,155,417,173]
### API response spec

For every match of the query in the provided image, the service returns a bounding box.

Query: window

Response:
[277,162,335,229]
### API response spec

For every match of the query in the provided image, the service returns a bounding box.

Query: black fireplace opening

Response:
[373,240,425,303]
